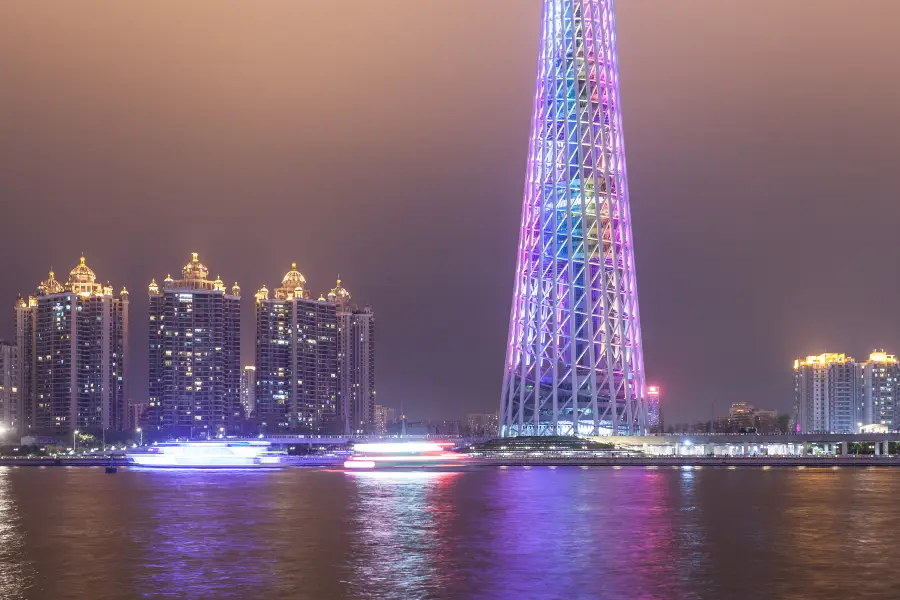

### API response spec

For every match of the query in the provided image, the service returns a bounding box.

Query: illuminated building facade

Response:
[793,353,860,433]
[374,404,396,434]
[14,258,128,436]
[255,265,338,432]
[330,279,376,434]
[501,0,647,436]
[146,253,241,436]
[647,385,661,430]
[0,341,17,431]
[860,351,899,429]
[240,366,256,419]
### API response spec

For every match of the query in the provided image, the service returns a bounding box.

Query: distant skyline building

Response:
[240,365,256,419]
[728,402,755,429]
[500,0,647,437]
[0,341,17,431]
[374,404,396,434]
[127,402,145,431]
[793,353,860,433]
[726,402,777,431]
[14,296,33,434]
[146,253,241,436]
[467,412,499,437]
[860,351,899,429]
[647,386,661,430]
[438,419,461,436]
[14,257,128,436]
[331,279,376,434]
[254,264,338,433]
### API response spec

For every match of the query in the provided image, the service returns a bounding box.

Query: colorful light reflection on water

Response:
[1,467,900,599]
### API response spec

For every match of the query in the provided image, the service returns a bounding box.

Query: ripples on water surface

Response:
[1,466,900,599]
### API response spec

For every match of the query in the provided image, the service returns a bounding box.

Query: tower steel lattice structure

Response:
[500,0,647,436]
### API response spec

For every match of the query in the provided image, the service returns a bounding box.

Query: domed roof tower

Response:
[275,263,309,300]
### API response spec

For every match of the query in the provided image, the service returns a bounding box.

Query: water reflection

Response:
[482,467,696,600]
[345,471,461,599]
[4,467,900,600]
[132,470,279,598]
[0,468,30,599]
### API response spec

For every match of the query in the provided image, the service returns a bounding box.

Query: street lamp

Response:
[218,426,224,439]
[136,427,142,446]
[73,429,79,453]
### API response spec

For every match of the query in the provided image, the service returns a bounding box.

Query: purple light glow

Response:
[500,0,647,437]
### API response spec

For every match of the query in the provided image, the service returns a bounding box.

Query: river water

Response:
[1,465,898,599]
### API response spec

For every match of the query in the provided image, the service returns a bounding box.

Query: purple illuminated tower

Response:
[500,0,646,436]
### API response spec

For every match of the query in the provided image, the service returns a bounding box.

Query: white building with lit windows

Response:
[860,351,900,430]
[793,353,861,433]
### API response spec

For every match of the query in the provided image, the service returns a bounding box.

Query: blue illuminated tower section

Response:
[500,0,646,436]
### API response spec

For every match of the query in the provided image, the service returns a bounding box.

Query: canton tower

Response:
[500,0,646,436]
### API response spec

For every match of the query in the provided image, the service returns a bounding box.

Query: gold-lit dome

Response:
[317,294,326,302]
[182,252,208,281]
[38,270,64,295]
[282,262,307,290]
[274,262,309,299]
[232,282,241,296]
[148,279,160,294]
[327,277,350,303]
[16,295,26,308]
[255,285,269,301]
[163,273,174,285]
[120,286,129,296]
[68,256,96,284]
[213,274,225,291]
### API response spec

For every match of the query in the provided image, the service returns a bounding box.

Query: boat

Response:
[343,441,467,470]
[127,440,287,468]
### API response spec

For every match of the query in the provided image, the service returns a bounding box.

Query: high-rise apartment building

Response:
[240,366,256,419]
[330,279,376,434]
[860,351,899,429]
[0,341,17,431]
[793,353,860,433]
[255,264,338,433]
[146,253,241,436]
[14,258,128,436]
[14,297,34,435]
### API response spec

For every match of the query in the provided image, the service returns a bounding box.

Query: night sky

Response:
[2,1,900,423]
